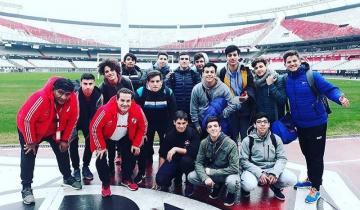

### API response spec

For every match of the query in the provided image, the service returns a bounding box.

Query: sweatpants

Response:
[241,169,297,192]
[18,129,72,189]
[297,123,327,190]
[156,155,195,187]
[69,129,92,170]
[187,171,240,194]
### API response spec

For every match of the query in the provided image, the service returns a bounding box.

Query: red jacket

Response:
[90,96,148,152]
[17,77,79,144]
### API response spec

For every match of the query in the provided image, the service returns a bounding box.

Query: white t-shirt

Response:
[110,113,128,141]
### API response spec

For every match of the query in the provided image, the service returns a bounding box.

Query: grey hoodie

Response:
[190,78,238,128]
[240,130,287,178]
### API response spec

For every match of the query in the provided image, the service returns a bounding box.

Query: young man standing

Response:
[90,88,147,196]
[190,62,237,138]
[135,70,177,184]
[240,112,297,201]
[152,51,171,78]
[155,110,200,196]
[219,45,256,141]
[17,77,81,205]
[188,116,240,207]
[167,52,201,116]
[70,73,103,181]
[121,53,144,90]
[193,52,208,76]
[284,50,350,203]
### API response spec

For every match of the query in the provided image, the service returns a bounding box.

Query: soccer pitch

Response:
[0,72,359,144]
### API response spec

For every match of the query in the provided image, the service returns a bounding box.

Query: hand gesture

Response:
[339,95,350,108]
[24,143,37,155]
[268,174,278,185]
[259,173,269,185]
[58,141,69,152]
[96,149,107,160]
[131,145,141,156]
[204,177,215,188]
[166,148,176,162]
[266,75,277,85]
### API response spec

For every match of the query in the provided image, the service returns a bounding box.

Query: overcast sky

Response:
[4,0,357,25]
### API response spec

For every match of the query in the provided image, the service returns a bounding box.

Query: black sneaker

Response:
[21,187,35,205]
[63,176,82,190]
[224,193,235,206]
[241,188,250,198]
[134,173,145,184]
[73,169,81,182]
[270,185,285,201]
[209,184,222,199]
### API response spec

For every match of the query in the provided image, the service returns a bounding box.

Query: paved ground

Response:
[0,136,359,210]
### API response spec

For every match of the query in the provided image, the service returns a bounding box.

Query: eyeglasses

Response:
[256,119,269,124]
[180,57,189,60]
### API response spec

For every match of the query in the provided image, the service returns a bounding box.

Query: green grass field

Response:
[0,72,359,144]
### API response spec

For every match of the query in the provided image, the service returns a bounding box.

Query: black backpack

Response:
[248,134,277,162]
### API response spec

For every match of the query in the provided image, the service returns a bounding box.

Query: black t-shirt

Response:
[159,126,200,161]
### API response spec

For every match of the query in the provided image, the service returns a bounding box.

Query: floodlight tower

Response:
[120,0,129,61]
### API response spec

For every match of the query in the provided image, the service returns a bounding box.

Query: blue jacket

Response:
[286,65,342,128]
[201,97,231,136]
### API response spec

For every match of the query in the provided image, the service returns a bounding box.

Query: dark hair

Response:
[251,57,267,68]
[194,52,205,61]
[252,112,270,123]
[157,52,169,58]
[53,78,75,92]
[283,50,300,63]
[146,70,162,81]
[123,53,137,63]
[116,88,134,99]
[206,116,220,127]
[173,110,188,121]
[225,45,240,56]
[98,58,121,75]
[179,52,190,58]
[203,62,218,73]
[80,73,95,81]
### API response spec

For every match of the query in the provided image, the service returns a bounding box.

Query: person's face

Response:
[203,66,216,83]
[254,62,267,77]
[157,55,168,68]
[254,117,270,136]
[179,55,190,69]
[104,66,118,82]
[117,93,132,113]
[81,79,95,97]
[226,50,240,66]
[147,75,163,92]
[174,118,188,133]
[195,58,205,71]
[53,89,72,105]
[125,56,136,68]
[284,55,301,72]
[206,121,221,139]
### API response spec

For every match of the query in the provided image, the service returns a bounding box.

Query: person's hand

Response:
[339,95,350,107]
[266,74,277,85]
[166,148,177,162]
[165,71,174,80]
[24,143,37,155]
[259,173,269,185]
[268,174,278,185]
[96,149,107,160]
[204,177,215,187]
[205,167,211,175]
[131,145,141,156]
[58,141,69,152]
[196,126,202,135]
[239,91,249,102]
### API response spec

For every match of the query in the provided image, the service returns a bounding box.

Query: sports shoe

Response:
[82,166,94,180]
[270,185,285,201]
[294,178,312,189]
[101,185,112,197]
[305,187,320,204]
[121,180,139,191]
[134,173,145,184]
[184,184,194,197]
[63,176,82,190]
[73,169,81,182]
[21,187,35,205]
[114,155,121,165]
[224,192,235,206]
[241,188,250,198]
[209,185,221,199]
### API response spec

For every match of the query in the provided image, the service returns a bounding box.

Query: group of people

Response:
[16,45,350,207]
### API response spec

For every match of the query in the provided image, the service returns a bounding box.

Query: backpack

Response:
[248,134,277,162]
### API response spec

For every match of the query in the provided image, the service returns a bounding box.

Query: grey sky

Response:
[5,0,355,24]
